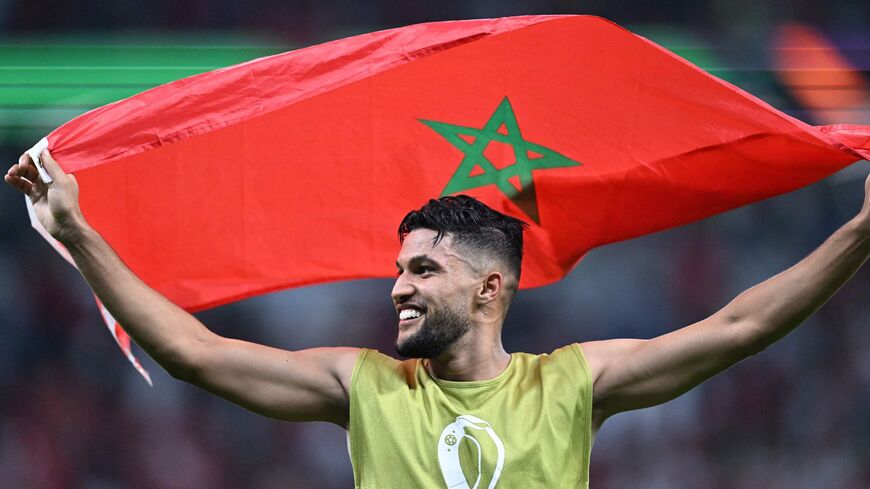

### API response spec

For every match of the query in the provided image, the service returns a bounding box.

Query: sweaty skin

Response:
[6,149,870,443]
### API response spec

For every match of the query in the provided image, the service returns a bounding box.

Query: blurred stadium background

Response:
[1,1,869,488]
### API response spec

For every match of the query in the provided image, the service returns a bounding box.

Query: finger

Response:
[10,160,39,182]
[4,173,33,195]
[10,154,27,174]
[14,152,45,185]
[39,149,65,180]
[23,161,39,182]
[17,152,32,169]
[4,172,33,193]
[25,147,52,185]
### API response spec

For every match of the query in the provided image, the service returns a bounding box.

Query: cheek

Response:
[425,275,475,308]
[441,286,475,310]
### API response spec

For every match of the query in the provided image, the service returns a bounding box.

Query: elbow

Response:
[716,303,775,357]
[165,357,197,382]
[730,318,775,358]
[157,337,211,383]
[160,349,197,382]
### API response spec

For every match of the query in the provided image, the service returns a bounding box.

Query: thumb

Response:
[39,148,66,181]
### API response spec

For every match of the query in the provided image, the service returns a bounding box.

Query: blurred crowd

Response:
[1,1,869,488]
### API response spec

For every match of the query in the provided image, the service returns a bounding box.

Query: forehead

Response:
[397,229,463,266]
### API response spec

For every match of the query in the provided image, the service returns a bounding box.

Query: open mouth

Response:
[398,305,426,325]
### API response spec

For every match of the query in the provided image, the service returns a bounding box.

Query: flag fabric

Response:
[28,15,869,381]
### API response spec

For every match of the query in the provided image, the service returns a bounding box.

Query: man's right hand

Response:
[5,149,87,244]
[5,148,360,426]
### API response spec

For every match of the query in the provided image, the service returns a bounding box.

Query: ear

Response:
[476,272,503,305]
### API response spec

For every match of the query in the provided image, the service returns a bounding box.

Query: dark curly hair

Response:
[398,195,528,289]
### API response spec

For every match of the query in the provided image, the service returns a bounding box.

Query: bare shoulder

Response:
[299,346,364,394]
[577,339,646,429]
[577,339,646,386]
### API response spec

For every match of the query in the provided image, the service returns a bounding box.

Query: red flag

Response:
[28,16,869,380]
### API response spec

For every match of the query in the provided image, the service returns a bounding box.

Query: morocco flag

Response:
[26,15,869,381]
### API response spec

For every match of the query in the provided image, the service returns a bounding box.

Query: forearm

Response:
[723,217,870,349]
[61,222,214,375]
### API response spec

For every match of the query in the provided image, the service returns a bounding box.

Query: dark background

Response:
[0,1,868,488]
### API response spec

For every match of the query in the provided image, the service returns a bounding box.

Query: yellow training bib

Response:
[348,344,593,488]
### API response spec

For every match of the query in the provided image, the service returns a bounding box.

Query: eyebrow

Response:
[396,255,443,270]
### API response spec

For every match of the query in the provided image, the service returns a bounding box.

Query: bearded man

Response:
[7,149,870,488]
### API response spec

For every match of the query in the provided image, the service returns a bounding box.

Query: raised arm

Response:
[5,150,359,426]
[582,172,870,424]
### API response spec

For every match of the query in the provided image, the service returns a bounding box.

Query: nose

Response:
[391,272,415,305]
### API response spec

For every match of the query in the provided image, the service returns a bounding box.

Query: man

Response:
[6,149,870,488]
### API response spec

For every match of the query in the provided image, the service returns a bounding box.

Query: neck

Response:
[425,326,511,382]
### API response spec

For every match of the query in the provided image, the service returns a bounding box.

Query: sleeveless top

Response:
[348,344,593,488]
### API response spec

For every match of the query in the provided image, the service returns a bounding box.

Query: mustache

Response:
[396,300,428,312]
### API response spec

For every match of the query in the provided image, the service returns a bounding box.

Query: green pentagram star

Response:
[420,97,581,224]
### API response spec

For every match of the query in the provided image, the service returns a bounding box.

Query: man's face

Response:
[392,229,477,358]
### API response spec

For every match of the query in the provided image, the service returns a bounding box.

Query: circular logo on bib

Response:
[437,415,505,489]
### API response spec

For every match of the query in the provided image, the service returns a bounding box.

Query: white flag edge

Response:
[25,168,153,385]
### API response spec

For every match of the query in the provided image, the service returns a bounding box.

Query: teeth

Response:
[399,309,422,320]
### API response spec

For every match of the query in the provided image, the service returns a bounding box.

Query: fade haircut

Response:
[398,195,528,290]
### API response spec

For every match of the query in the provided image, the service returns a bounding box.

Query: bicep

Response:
[183,337,361,426]
[582,313,755,418]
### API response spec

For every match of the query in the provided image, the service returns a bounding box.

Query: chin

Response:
[395,336,418,358]
[395,337,421,359]
[395,321,422,346]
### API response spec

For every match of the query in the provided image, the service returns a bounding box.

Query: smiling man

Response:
[7,149,870,488]
[393,199,524,364]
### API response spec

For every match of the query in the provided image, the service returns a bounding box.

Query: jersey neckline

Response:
[420,353,517,389]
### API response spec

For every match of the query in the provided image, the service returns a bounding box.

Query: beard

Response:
[396,302,470,359]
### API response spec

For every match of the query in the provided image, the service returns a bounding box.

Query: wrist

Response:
[844,215,870,247]
[55,214,93,248]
